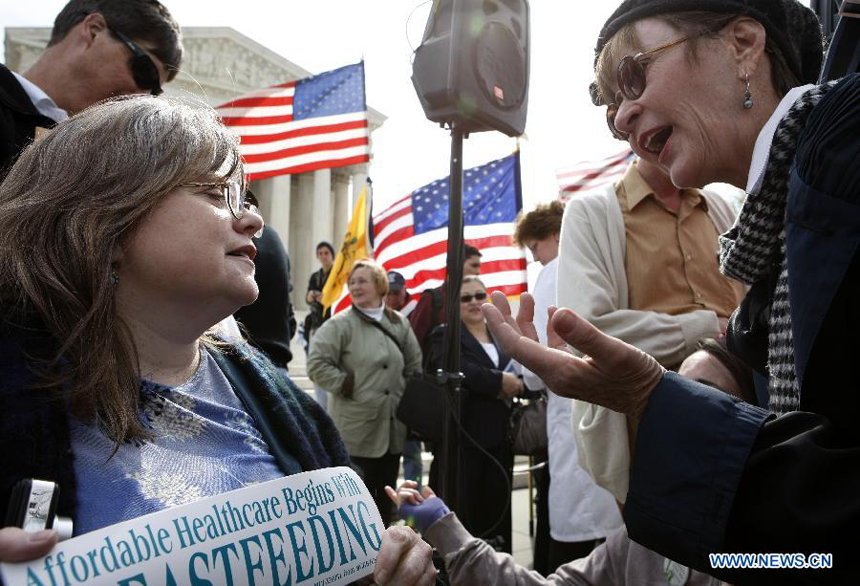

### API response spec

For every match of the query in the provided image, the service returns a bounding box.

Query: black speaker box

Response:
[411,0,530,137]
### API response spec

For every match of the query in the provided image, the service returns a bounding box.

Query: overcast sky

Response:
[1,0,630,213]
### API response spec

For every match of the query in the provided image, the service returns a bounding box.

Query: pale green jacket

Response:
[307,306,422,458]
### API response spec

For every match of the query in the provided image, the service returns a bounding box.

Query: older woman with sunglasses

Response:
[484,0,859,582]
[0,96,435,584]
[426,276,523,554]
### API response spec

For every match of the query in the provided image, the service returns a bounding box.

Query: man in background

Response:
[234,222,296,373]
[304,241,335,411]
[1,0,182,176]
[409,244,482,354]
[385,270,416,317]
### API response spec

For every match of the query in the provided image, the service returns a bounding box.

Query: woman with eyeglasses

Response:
[483,0,859,582]
[0,96,435,584]
[426,276,523,554]
[307,259,423,527]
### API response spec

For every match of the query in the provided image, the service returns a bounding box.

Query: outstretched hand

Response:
[482,291,665,421]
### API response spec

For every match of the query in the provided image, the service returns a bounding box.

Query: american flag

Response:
[373,153,527,300]
[216,62,369,180]
[556,148,635,200]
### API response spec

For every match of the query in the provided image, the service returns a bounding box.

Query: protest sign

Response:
[1,467,382,586]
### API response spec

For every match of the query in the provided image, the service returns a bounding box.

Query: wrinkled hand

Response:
[369,524,436,586]
[500,372,524,398]
[482,292,665,421]
[0,527,57,563]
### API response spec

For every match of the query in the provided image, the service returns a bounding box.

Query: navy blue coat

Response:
[428,323,512,450]
[623,74,860,584]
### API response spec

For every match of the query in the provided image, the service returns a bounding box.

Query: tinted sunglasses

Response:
[460,292,488,303]
[109,27,163,96]
[605,34,694,140]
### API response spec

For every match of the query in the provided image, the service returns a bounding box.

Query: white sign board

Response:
[2,467,382,586]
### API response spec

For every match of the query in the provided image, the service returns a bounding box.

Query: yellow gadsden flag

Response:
[322,182,371,310]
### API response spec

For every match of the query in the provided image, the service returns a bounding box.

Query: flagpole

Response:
[439,122,465,512]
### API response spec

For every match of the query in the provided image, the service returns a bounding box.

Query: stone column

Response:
[250,175,291,241]
[291,173,317,310]
[312,168,333,250]
[332,175,350,246]
[352,171,369,208]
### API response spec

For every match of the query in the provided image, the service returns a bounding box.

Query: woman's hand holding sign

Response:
[0,527,57,563]
[481,292,665,422]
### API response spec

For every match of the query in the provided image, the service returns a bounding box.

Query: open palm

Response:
[483,291,664,421]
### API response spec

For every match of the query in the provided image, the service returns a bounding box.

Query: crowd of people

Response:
[1,0,857,585]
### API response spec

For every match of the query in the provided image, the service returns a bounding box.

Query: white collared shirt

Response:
[745,83,815,194]
[11,71,68,123]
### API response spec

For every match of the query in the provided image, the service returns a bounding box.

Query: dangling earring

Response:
[111,268,120,286]
[742,73,754,109]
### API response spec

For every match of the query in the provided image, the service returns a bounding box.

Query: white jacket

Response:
[531,258,622,541]
[557,182,737,502]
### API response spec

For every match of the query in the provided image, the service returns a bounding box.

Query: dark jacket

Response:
[0,64,56,179]
[408,285,445,356]
[303,267,332,341]
[0,317,350,525]
[428,322,512,449]
[623,74,860,584]
[234,226,296,367]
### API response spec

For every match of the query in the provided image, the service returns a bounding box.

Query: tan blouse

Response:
[616,163,744,318]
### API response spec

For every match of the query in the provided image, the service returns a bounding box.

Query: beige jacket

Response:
[307,306,422,458]
[558,181,738,503]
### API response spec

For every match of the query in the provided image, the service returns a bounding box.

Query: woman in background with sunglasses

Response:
[427,276,523,554]
[485,0,859,582]
[0,96,436,585]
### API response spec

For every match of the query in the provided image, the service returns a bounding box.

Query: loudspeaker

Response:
[411,0,530,137]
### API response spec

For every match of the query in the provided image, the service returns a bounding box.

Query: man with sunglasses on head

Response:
[557,155,745,504]
[0,0,182,177]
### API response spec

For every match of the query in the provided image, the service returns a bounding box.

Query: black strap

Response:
[362,312,406,357]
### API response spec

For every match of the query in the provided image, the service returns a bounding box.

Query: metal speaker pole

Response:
[438,123,466,512]
[411,0,531,512]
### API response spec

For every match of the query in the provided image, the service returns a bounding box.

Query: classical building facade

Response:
[4,26,386,310]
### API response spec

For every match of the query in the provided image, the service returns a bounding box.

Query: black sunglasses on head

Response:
[108,27,162,96]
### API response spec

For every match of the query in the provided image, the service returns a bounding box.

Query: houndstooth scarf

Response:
[719,82,835,415]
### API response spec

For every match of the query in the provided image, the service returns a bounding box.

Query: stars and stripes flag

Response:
[555,148,635,200]
[216,62,370,180]
[372,152,527,302]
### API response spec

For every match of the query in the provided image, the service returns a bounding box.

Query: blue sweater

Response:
[0,320,350,524]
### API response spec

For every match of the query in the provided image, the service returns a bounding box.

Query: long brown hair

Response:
[0,95,243,445]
